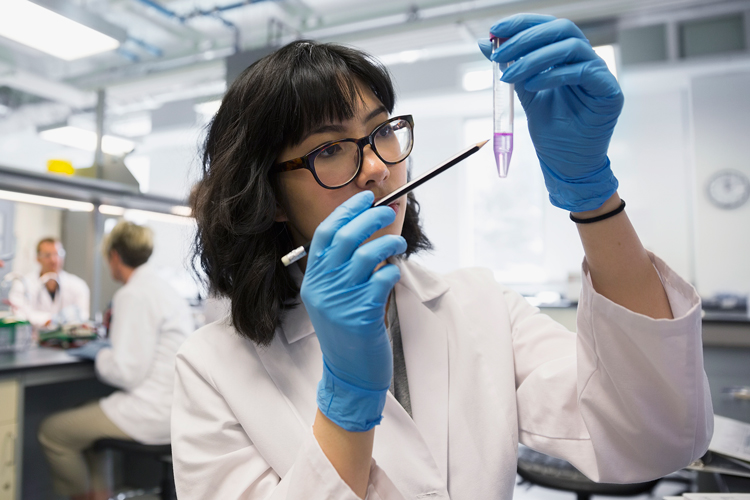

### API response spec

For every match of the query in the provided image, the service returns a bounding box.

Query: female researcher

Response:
[172,14,713,500]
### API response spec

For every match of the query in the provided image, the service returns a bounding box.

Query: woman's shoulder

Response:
[177,319,261,373]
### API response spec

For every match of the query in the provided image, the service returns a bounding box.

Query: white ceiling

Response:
[0,0,747,135]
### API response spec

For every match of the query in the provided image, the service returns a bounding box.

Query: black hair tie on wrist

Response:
[570,199,626,224]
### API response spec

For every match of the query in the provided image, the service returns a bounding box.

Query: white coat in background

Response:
[9,270,90,328]
[96,265,195,445]
[171,253,714,500]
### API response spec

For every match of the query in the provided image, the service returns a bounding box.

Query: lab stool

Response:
[92,439,176,500]
[517,445,660,500]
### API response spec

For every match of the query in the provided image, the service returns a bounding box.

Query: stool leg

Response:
[577,492,591,500]
[161,458,177,500]
[100,448,115,494]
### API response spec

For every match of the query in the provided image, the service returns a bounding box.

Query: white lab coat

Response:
[96,265,195,444]
[171,253,713,500]
[9,270,90,328]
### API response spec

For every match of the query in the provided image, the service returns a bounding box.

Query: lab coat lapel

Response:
[391,260,450,483]
[253,303,320,476]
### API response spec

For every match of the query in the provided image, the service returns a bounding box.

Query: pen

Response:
[281,139,489,267]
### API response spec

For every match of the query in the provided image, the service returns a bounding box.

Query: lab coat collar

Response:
[392,257,451,304]
[125,264,150,285]
[279,258,451,345]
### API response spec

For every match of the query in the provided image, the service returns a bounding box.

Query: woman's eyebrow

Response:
[302,106,389,142]
[364,105,388,122]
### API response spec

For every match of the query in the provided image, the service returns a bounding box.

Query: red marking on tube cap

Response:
[489,35,509,43]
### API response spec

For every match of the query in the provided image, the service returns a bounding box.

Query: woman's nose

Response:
[356,146,389,187]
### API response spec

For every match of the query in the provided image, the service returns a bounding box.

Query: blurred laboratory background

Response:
[0,0,749,498]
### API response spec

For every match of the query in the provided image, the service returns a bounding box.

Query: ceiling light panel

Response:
[0,0,122,60]
[40,126,135,156]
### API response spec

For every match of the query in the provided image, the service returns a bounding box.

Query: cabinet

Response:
[0,380,18,500]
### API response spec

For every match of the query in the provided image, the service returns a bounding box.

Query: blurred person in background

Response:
[38,221,195,500]
[9,237,89,328]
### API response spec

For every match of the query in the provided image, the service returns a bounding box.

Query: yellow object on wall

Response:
[47,159,75,176]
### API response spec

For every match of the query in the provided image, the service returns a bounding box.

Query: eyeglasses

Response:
[274,115,414,189]
[38,250,65,259]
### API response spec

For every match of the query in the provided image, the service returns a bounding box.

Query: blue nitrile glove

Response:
[67,339,111,360]
[300,191,406,432]
[479,14,622,212]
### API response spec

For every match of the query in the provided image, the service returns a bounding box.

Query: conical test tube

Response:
[492,36,514,177]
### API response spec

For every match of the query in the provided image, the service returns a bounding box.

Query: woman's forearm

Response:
[313,409,374,498]
[571,192,673,320]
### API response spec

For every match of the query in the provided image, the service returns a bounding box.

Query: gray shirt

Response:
[386,292,412,418]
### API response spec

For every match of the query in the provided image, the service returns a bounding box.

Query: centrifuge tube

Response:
[492,36,514,178]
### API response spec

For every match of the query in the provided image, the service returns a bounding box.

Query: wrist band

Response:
[570,199,626,224]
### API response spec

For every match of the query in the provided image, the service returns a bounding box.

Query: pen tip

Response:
[477,139,489,148]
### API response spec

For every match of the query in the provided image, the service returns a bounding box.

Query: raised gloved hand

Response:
[67,339,111,360]
[301,191,406,432]
[479,14,622,212]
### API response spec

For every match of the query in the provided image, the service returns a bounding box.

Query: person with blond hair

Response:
[38,221,194,500]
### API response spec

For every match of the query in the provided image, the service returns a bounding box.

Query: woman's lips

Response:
[388,202,399,215]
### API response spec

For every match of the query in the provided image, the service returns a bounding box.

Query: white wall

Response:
[611,76,694,282]
[691,71,750,296]
[12,204,63,276]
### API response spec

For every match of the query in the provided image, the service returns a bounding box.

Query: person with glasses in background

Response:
[172,14,713,500]
[9,237,90,328]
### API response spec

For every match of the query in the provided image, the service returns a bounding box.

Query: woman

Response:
[172,14,713,500]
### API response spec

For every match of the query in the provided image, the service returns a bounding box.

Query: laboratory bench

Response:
[0,347,114,500]
[541,305,750,347]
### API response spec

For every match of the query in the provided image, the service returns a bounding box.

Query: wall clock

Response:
[706,169,750,210]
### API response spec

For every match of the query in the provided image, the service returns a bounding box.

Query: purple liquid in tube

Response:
[493,132,513,178]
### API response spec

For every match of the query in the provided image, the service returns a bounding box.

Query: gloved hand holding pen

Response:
[300,190,407,432]
[478,14,623,213]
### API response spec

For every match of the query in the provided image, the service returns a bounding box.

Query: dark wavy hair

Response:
[192,40,432,346]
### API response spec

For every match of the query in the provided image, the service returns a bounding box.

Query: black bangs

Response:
[279,41,395,147]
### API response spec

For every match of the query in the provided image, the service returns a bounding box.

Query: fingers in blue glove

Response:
[348,235,407,284]
[477,38,493,60]
[309,190,374,259]
[524,59,621,101]
[489,13,557,39]
[479,14,558,62]
[499,37,597,84]
[324,206,396,265]
[490,18,587,63]
[368,263,402,297]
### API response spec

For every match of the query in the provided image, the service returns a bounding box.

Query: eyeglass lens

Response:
[313,117,413,188]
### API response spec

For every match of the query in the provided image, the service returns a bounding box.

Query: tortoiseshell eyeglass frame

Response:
[273,115,414,190]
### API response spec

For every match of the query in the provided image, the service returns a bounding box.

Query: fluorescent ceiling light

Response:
[170,206,192,217]
[110,115,152,138]
[194,100,222,117]
[99,205,195,225]
[99,205,125,216]
[593,45,618,80]
[0,0,120,60]
[462,69,492,92]
[0,189,94,211]
[40,126,135,156]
